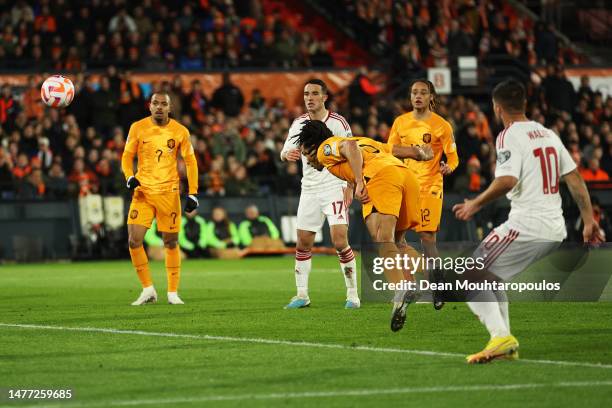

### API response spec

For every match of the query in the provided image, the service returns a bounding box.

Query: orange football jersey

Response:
[387,111,458,192]
[317,136,404,182]
[122,117,197,194]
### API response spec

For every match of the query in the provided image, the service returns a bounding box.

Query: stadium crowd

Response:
[0,0,335,71]
[0,65,610,202]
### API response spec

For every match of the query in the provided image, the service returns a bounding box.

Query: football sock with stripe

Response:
[295,249,312,298]
[337,246,358,299]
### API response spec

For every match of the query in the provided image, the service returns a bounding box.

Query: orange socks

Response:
[129,246,152,288]
[165,246,181,292]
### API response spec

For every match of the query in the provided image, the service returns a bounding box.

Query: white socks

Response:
[337,246,358,299]
[467,290,510,338]
[295,249,312,298]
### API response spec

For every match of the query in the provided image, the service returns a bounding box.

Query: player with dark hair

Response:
[281,79,359,309]
[387,79,459,310]
[122,92,199,305]
[454,79,603,363]
[294,119,434,331]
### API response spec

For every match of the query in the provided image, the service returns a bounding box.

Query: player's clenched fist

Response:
[185,195,199,213]
[126,176,141,190]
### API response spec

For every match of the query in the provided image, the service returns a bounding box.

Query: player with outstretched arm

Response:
[453,79,603,363]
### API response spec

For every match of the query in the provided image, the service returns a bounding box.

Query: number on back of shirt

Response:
[533,147,559,194]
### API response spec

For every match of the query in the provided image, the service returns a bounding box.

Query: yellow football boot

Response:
[466,335,519,364]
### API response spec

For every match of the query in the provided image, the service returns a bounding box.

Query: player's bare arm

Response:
[453,176,517,221]
[339,140,369,203]
[563,169,604,244]
[392,144,433,161]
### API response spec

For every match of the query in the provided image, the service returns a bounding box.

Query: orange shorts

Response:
[362,166,420,232]
[127,190,181,233]
[415,188,443,233]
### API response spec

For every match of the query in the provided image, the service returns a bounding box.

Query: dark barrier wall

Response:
[1,190,611,262]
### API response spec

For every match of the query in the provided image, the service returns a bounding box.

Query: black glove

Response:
[126,176,140,190]
[185,194,199,213]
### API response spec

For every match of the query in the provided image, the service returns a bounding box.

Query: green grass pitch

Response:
[1,256,611,407]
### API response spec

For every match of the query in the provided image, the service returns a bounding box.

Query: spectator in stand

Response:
[580,157,609,182]
[206,206,240,250]
[0,150,14,197]
[91,76,119,139]
[212,72,245,117]
[178,210,209,258]
[238,204,281,248]
[225,164,258,196]
[0,85,17,130]
[45,162,69,199]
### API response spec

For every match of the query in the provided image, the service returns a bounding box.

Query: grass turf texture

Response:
[0,256,611,408]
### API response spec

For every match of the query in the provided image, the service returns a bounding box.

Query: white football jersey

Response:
[495,121,576,240]
[282,111,352,192]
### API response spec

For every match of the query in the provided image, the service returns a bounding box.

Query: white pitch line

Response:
[1,323,612,370]
[6,382,612,408]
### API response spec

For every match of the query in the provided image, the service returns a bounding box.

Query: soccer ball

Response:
[41,75,75,108]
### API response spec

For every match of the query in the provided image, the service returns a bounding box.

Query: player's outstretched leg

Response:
[466,292,518,363]
[390,288,421,332]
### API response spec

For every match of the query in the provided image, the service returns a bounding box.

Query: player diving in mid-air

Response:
[293,119,434,331]
[121,92,199,306]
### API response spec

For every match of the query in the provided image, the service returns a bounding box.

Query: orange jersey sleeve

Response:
[317,136,404,182]
[387,112,455,193]
[123,118,195,194]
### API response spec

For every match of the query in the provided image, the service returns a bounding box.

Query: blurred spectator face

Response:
[2,85,11,98]
[88,149,99,164]
[100,77,110,91]
[74,146,85,159]
[303,83,327,114]
[49,163,64,177]
[593,147,603,160]
[73,159,85,173]
[30,169,43,185]
[411,81,433,111]
[245,205,259,220]
[235,165,247,180]
[588,158,601,172]
[16,153,28,168]
[211,207,227,222]
[580,76,589,87]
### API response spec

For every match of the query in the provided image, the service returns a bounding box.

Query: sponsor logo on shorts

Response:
[323,144,332,156]
[422,133,432,143]
[130,209,138,219]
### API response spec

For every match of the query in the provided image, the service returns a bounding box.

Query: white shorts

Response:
[296,188,348,232]
[474,221,561,281]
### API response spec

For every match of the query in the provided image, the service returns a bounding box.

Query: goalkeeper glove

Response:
[126,176,141,190]
[185,194,199,213]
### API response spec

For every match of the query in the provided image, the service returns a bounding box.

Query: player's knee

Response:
[420,232,437,244]
[331,231,348,251]
[163,239,178,249]
[128,236,143,248]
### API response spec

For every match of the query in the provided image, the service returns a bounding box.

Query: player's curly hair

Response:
[410,79,438,112]
[292,120,333,152]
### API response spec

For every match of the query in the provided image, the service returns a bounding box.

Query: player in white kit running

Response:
[453,79,603,364]
[280,79,359,309]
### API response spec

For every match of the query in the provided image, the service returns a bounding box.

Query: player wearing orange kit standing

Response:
[387,79,459,310]
[121,92,199,305]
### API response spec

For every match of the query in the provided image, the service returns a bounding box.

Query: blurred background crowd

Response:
[0,0,610,203]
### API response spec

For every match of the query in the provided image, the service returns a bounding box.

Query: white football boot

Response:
[131,286,157,306]
[167,292,185,305]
